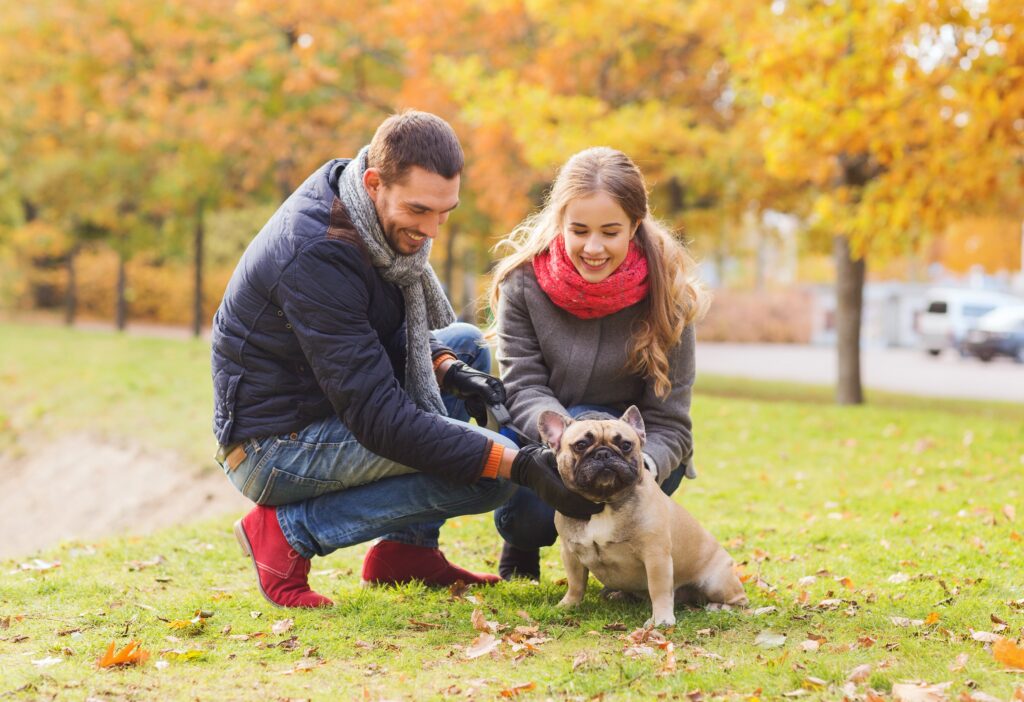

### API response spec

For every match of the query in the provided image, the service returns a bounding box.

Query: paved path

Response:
[696,343,1024,403]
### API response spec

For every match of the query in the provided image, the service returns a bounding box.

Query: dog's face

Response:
[538,406,646,503]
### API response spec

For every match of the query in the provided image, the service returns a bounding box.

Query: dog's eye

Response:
[573,440,590,452]
[620,441,633,453]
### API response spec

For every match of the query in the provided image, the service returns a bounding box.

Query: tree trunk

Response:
[834,234,865,405]
[64,246,77,326]
[116,250,127,331]
[192,199,205,338]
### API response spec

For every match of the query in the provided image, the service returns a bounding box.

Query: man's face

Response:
[363,166,460,256]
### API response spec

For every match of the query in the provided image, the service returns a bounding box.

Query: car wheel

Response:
[927,349,940,357]
[978,351,994,362]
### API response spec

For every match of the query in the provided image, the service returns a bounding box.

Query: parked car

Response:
[962,305,1024,363]
[916,287,1023,356]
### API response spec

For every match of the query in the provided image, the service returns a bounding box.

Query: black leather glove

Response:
[509,444,604,520]
[442,360,506,426]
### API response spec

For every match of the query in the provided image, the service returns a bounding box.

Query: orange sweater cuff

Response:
[432,352,457,371]
[480,442,504,480]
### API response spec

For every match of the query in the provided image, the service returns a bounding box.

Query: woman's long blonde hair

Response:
[488,147,709,399]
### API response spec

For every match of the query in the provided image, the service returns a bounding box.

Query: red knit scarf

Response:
[533,234,649,319]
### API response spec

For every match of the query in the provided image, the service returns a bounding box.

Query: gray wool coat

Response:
[496,264,695,484]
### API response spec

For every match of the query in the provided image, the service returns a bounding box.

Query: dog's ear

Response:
[620,405,646,444]
[538,410,573,449]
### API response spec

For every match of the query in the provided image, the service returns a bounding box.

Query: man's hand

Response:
[509,445,604,520]
[442,360,506,426]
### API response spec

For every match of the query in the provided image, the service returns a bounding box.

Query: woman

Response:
[489,146,709,580]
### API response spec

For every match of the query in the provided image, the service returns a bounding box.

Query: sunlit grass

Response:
[1,322,1023,700]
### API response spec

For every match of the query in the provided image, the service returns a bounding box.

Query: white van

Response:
[917,287,1024,356]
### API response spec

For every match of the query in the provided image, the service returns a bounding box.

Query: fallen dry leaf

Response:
[993,638,1024,669]
[924,612,940,625]
[18,559,61,572]
[799,640,820,653]
[892,681,952,702]
[31,656,63,668]
[499,681,535,698]
[848,664,872,682]
[1003,505,1016,523]
[97,640,149,668]
[470,609,497,634]
[407,619,441,630]
[272,618,294,635]
[950,652,969,672]
[891,616,925,627]
[754,631,787,648]
[971,631,1001,643]
[960,691,1003,702]
[279,657,324,675]
[657,642,677,676]
[839,577,855,590]
[465,633,500,660]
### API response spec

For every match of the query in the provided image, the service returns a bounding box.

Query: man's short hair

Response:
[367,110,464,186]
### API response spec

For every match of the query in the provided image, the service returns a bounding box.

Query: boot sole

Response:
[233,519,283,609]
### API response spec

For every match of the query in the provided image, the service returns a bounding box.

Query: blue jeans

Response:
[219,323,517,559]
[493,404,687,550]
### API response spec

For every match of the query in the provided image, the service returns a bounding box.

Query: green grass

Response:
[2,321,1024,700]
[0,322,216,467]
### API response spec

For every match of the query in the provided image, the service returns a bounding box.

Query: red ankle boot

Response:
[234,505,333,608]
[360,540,501,587]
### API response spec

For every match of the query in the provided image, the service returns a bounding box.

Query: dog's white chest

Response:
[580,510,619,545]
[564,510,642,587]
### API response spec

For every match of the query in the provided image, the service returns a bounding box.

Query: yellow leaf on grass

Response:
[839,577,854,590]
[994,638,1024,669]
[925,612,940,625]
[97,639,149,668]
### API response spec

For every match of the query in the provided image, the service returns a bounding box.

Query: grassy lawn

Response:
[2,321,1023,700]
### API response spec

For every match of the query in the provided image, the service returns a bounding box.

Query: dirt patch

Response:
[0,433,250,559]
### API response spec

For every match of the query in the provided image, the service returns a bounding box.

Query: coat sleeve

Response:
[635,324,695,483]
[496,266,570,442]
[277,239,492,484]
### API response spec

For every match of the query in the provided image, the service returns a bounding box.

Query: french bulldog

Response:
[540,406,748,627]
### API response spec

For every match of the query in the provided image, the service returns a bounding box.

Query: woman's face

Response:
[562,191,637,283]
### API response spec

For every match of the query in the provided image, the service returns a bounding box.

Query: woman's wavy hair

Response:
[488,147,709,399]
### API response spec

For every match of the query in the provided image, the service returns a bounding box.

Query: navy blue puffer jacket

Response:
[210,159,495,485]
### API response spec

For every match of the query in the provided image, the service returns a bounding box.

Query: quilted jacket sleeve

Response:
[496,266,570,442]
[277,239,493,484]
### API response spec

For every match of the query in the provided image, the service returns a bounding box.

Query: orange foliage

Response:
[994,638,1024,670]
[939,217,1022,274]
[97,639,149,668]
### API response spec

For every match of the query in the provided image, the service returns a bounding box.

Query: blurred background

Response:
[1,0,1021,397]
[0,0,1022,558]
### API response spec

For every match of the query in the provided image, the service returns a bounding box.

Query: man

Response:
[211,111,601,608]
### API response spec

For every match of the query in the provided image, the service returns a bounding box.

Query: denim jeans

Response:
[219,322,517,559]
[493,404,687,550]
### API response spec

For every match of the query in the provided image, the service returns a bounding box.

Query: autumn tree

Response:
[729,0,1024,403]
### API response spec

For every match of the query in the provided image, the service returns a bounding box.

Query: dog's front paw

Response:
[644,613,676,628]
[557,594,582,609]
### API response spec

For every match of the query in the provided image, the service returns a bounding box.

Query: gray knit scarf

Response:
[337,146,455,416]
